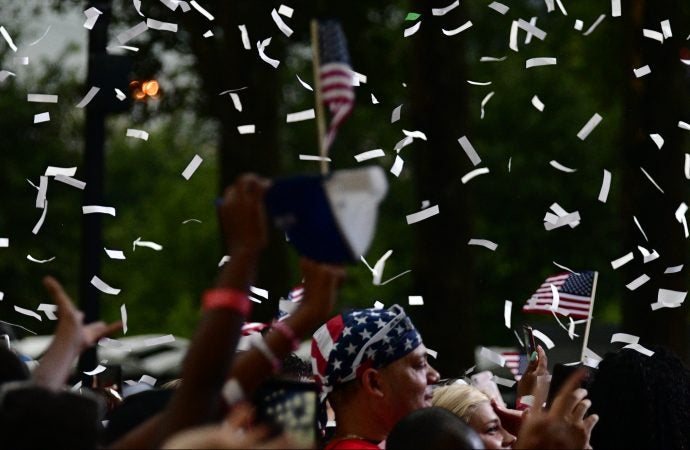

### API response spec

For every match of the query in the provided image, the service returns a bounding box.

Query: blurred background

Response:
[0,0,689,381]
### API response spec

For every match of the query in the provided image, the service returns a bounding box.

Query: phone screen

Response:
[546,363,596,407]
[522,325,536,356]
[253,379,318,448]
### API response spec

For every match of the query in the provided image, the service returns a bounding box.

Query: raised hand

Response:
[517,345,550,399]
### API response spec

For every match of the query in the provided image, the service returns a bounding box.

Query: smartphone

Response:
[522,325,536,357]
[253,379,319,448]
[546,363,596,407]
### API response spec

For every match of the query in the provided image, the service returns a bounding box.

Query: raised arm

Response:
[227,257,345,397]
[32,276,122,391]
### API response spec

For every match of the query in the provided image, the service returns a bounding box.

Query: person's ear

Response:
[360,368,384,398]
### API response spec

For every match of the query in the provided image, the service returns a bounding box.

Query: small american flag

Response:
[522,271,596,319]
[501,350,524,380]
[318,20,355,152]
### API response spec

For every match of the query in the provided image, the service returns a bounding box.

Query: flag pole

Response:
[310,19,329,175]
[580,271,599,361]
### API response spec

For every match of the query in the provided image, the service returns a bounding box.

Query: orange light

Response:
[133,89,146,100]
[142,80,159,96]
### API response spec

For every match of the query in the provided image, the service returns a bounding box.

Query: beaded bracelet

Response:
[202,288,252,316]
[271,320,301,351]
[250,333,282,372]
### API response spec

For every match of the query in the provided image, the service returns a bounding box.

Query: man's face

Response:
[378,344,440,425]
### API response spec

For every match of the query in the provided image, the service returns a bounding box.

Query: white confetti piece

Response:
[390,155,404,177]
[218,255,230,267]
[532,329,555,349]
[509,21,519,51]
[190,0,214,20]
[83,205,115,216]
[458,136,481,166]
[468,238,497,251]
[406,205,440,225]
[296,74,313,91]
[203,30,213,38]
[354,149,385,162]
[144,334,175,346]
[488,2,509,14]
[286,109,315,123]
[550,284,560,311]
[480,56,507,62]
[121,304,128,334]
[133,237,163,251]
[661,20,672,38]
[27,94,58,103]
[249,286,268,300]
[278,4,293,17]
[117,88,129,100]
[649,134,664,149]
[394,136,414,152]
[408,296,424,306]
[32,200,48,235]
[116,21,148,45]
[626,274,650,291]
[574,19,584,31]
[623,343,654,356]
[544,211,581,230]
[55,174,86,190]
[480,91,494,119]
[611,0,621,17]
[426,347,438,359]
[665,265,683,274]
[598,169,612,203]
[91,276,121,295]
[643,29,664,43]
[402,129,427,140]
[531,95,545,111]
[238,25,250,49]
[611,333,639,344]
[638,245,659,263]
[442,21,473,36]
[228,93,242,112]
[373,301,385,309]
[504,300,512,328]
[633,65,651,78]
[480,347,506,367]
[299,155,331,162]
[493,375,516,388]
[370,93,379,104]
[37,304,58,320]
[576,113,603,140]
[181,154,203,180]
[391,104,402,123]
[544,0,555,12]
[28,26,51,47]
[104,248,126,260]
[553,262,579,275]
[271,8,293,37]
[133,0,144,16]
[583,14,606,36]
[370,250,393,286]
[685,154,690,179]
[139,374,157,386]
[461,167,490,184]
[404,21,421,38]
[27,255,55,263]
[678,121,690,131]
[433,0,460,15]
[0,70,15,82]
[76,87,100,108]
[36,176,48,208]
[0,26,17,52]
[14,305,42,321]
[15,56,29,66]
[126,129,149,140]
[84,364,107,376]
[257,37,279,68]
[526,57,557,68]
[467,80,492,86]
[0,238,8,247]
[639,167,664,194]
[146,19,178,32]
[611,252,634,269]
[45,166,77,177]
[237,124,255,134]
[518,18,547,41]
[550,160,577,173]
[33,112,50,124]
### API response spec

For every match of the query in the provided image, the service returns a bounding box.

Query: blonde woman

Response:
[432,383,516,449]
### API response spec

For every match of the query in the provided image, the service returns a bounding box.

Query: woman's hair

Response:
[588,346,690,450]
[432,383,491,423]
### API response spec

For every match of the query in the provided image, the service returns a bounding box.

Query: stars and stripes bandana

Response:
[311,304,422,396]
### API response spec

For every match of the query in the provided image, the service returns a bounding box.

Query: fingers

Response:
[583,413,599,434]
[535,345,548,373]
[225,401,255,429]
[549,368,587,414]
[571,398,591,421]
[42,276,74,313]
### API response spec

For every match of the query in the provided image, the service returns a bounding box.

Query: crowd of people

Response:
[2,173,690,449]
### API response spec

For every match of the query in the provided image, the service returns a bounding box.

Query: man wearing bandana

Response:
[311,305,440,449]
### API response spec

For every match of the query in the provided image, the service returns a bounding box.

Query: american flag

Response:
[500,350,523,379]
[522,271,596,319]
[318,20,355,152]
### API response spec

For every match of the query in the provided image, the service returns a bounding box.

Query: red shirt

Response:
[325,438,381,450]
